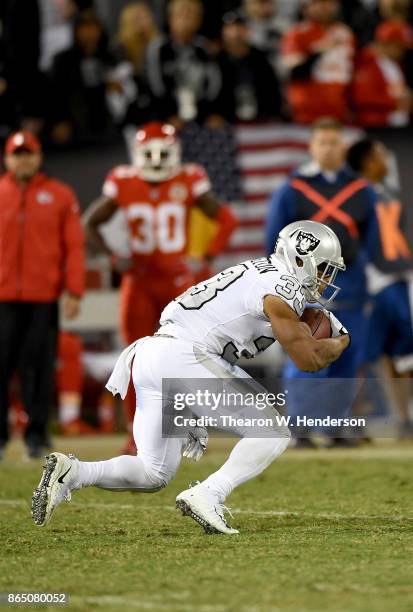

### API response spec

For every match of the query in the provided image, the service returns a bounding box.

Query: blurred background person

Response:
[347,138,413,438]
[1,0,46,135]
[56,332,97,436]
[114,2,159,77]
[0,131,85,458]
[144,0,222,127]
[266,119,379,448]
[243,0,290,74]
[281,0,355,124]
[83,122,238,453]
[49,10,118,146]
[214,10,282,123]
[109,2,159,127]
[351,20,413,127]
[369,0,413,89]
[338,0,378,48]
[370,0,413,30]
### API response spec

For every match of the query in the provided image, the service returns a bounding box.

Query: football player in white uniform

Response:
[32,221,350,535]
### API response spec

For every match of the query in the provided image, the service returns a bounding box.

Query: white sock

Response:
[202,437,289,503]
[75,455,166,492]
[59,403,79,424]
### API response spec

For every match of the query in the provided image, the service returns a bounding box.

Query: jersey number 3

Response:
[177,264,248,310]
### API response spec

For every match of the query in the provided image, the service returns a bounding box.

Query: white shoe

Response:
[31,452,79,527]
[176,482,239,535]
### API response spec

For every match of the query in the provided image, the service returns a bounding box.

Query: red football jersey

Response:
[282,21,355,123]
[103,163,211,276]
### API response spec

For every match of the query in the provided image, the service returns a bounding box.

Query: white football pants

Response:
[76,337,290,502]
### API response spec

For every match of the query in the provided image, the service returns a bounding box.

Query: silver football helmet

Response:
[274,220,345,304]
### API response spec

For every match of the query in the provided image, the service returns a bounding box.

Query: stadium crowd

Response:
[0,0,413,146]
[1,0,413,457]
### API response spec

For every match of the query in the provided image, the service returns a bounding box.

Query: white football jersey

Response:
[158,255,306,362]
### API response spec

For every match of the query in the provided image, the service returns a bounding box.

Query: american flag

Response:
[120,122,363,268]
[180,122,311,268]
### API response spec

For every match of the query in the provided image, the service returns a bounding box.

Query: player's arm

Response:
[195,192,239,258]
[264,295,349,372]
[82,196,118,256]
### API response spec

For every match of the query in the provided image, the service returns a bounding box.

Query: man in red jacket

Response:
[0,131,85,458]
[281,0,355,124]
[351,21,413,127]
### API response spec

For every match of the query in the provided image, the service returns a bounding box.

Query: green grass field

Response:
[1,436,413,612]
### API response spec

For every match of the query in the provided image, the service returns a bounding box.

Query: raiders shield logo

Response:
[295,231,320,255]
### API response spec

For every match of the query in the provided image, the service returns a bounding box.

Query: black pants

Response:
[0,302,58,445]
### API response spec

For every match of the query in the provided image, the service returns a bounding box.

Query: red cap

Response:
[136,122,176,144]
[375,20,413,46]
[5,131,42,155]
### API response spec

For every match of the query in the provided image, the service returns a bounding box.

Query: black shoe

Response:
[25,433,52,456]
[26,444,46,459]
[294,437,318,449]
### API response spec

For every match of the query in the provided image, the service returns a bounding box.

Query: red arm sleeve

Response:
[206,205,239,257]
[62,188,86,297]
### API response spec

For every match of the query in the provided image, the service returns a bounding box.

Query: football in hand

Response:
[301,307,332,339]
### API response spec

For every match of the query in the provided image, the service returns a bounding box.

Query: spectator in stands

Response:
[281,0,355,124]
[144,0,222,127]
[0,30,15,135]
[50,10,118,145]
[108,2,159,126]
[198,0,242,44]
[347,138,413,439]
[371,0,413,29]
[0,131,85,458]
[351,21,413,127]
[1,0,46,134]
[243,0,289,73]
[266,118,379,448]
[39,0,96,72]
[115,2,159,76]
[214,10,282,122]
[339,0,377,47]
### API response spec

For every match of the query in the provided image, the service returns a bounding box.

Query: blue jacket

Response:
[266,164,379,308]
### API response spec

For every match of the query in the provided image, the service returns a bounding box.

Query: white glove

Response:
[182,426,208,462]
[327,311,349,338]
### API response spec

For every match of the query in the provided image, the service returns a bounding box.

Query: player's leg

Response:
[120,273,158,454]
[32,337,186,526]
[176,349,290,534]
[379,281,413,437]
[0,303,25,456]
[20,303,58,455]
[57,332,94,435]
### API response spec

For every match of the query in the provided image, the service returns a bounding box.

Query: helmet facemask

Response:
[133,138,181,182]
[304,258,345,304]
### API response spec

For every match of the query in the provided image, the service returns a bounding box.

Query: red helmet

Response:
[133,122,181,182]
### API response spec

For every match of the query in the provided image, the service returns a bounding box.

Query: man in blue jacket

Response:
[266,118,379,447]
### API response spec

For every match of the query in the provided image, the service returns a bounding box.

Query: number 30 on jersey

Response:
[127,203,186,254]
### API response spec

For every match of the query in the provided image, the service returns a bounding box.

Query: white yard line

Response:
[1,499,412,522]
[70,595,227,611]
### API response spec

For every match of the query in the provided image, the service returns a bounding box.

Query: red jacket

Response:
[0,172,85,302]
[351,46,408,127]
[282,21,355,124]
